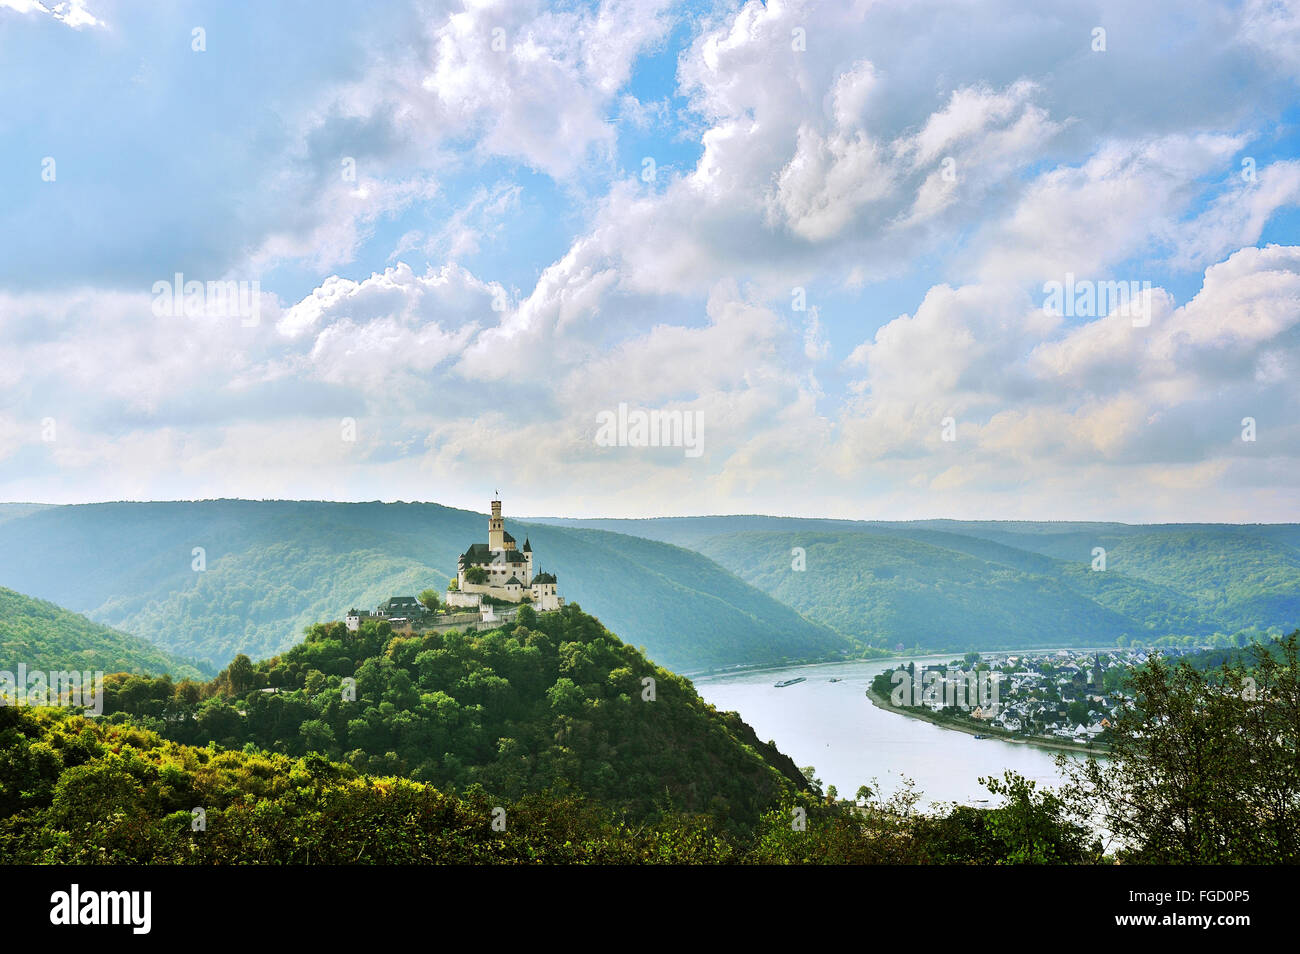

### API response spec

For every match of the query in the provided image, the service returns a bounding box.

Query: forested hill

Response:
[0,501,849,673]
[531,516,1300,651]
[97,604,809,828]
[0,587,210,680]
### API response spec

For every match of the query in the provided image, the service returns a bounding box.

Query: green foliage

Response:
[97,606,809,828]
[0,707,1099,865]
[1061,632,1300,863]
[9,634,1293,865]
[977,771,1100,863]
[0,586,209,680]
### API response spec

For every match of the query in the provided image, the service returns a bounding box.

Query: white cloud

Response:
[4,0,1300,520]
[975,133,1246,282]
[315,0,678,181]
[834,245,1300,514]
[0,0,103,29]
[1239,0,1300,75]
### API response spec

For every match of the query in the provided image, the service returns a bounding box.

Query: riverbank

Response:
[686,644,1134,683]
[864,686,1107,757]
[681,652,895,681]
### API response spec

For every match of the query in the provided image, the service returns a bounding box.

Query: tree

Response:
[195,701,241,742]
[227,654,255,694]
[1062,632,1300,863]
[799,766,822,793]
[545,677,585,716]
[981,771,1098,864]
[1067,699,1089,725]
[464,566,488,585]
[417,589,440,613]
[299,719,336,753]
[1102,666,1126,693]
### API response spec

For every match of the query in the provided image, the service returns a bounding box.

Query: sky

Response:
[1,0,1298,521]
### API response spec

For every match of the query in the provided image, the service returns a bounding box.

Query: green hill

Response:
[97,605,809,828]
[690,531,1145,650]
[0,501,849,673]
[0,587,209,680]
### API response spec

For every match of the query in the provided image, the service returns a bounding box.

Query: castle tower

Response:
[488,497,504,550]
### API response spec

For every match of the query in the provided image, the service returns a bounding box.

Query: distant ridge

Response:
[529,515,1300,651]
[0,501,850,672]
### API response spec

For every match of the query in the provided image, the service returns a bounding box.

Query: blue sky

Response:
[1,0,1299,520]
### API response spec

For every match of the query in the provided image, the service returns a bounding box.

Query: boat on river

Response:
[774,677,806,688]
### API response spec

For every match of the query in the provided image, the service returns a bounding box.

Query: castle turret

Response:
[488,497,504,550]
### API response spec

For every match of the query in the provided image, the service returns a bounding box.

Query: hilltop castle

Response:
[446,497,563,611]
[344,496,562,635]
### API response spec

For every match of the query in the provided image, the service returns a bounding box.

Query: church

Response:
[445,497,564,612]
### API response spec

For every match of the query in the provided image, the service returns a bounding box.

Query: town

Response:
[870,645,1210,748]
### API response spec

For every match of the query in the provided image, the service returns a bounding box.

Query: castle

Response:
[344,496,562,636]
[445,497,563,611]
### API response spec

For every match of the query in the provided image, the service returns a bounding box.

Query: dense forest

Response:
[0,587,210,680]
[0,704,1098,864]
[93,605,810,828]
[0,501,848,671]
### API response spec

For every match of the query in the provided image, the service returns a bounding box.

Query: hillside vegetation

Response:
[0,704,1098,864]
[0,587,209,680]
[95,605,810,828]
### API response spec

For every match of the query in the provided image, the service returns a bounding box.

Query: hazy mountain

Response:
[0,501,850,673]
[530,516,1300,649]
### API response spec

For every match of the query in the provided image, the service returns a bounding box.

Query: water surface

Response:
[694,656,1080,809]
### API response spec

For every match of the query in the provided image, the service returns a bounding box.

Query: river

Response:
[693,655,1085,809]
